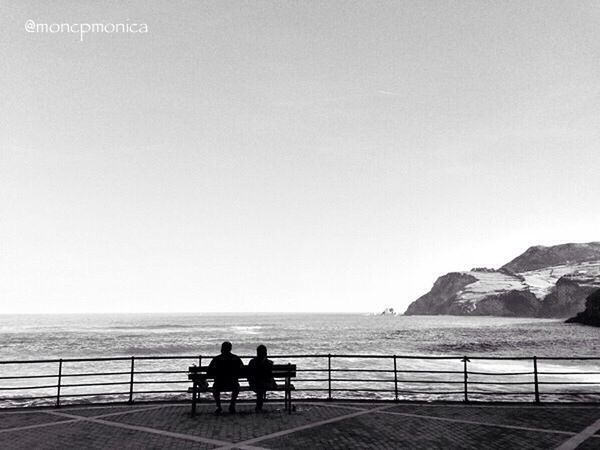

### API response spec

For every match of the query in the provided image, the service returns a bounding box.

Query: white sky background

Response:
[1,1,600,314]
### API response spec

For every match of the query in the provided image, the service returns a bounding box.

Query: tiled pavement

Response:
[0,411,66,430]
[384,404,600,434]
[0,402,599,449]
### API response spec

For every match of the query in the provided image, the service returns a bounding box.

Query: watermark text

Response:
[25,19,149,41]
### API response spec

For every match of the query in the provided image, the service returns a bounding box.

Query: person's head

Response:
[256,344,267,359]
[221,341,232,354]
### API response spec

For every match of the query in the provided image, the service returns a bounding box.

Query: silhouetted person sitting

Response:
[208,341,243,414]
[248,344,275,412]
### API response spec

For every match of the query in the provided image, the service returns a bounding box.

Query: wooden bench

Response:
[188,363,296,416]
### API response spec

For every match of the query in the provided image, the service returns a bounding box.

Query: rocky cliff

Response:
[565,289,600,327]
[539,272,600,318]
[404,242,600,318]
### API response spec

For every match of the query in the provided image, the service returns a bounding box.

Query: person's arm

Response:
[208,358,217,377]
[266,360,275,386]
[247,359,256,386]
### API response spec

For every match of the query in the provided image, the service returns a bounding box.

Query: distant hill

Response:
[501,242,600,273]
[404,242,600,318]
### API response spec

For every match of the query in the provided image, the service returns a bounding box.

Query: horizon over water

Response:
[1,314,598,406]
[1,313,599,359]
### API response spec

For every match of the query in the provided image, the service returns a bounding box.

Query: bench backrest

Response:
[189,364,296,379]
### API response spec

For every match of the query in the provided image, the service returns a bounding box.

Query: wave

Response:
[107,324,194,330]
[230,326,263,335]
[122,344,201,355]
[428,342,513,353]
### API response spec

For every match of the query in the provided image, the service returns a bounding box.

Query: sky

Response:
[1,1,600,314]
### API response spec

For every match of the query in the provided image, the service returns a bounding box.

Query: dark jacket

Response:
[248,357,275,391]
[208,352,244,390]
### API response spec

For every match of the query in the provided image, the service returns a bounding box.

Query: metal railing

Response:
[1,354,599,408]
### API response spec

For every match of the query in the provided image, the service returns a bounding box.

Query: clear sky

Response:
[1,1,599,314]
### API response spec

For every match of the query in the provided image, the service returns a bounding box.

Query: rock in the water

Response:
[380,307,396,315]
[565,289,600,327]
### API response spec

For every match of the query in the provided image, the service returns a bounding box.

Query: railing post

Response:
[393,355,399,402]
[327,354,332,401]
[462,356,469,402]
[287,363,292,414]
[533,356,540,403]
[198,355,202,367]
[129,356,135,404]
[56,359,63,408]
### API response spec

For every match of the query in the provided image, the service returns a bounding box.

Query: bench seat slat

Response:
[189,365,296,377]
[187,385,295,393]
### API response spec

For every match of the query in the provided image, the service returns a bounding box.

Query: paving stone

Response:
[0,412,67,430]
[385,404,600,433]
[104,403,355,443]
[577,436,600,449]
[0,402,598,449]
[259,410,568,449]
[299,401,390,410]
[59,405,160,417]
[0,420,216,450]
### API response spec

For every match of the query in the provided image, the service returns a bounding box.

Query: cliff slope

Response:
[501,242,600,273]
[404,242,600,317]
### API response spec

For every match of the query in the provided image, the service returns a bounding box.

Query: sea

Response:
[1,314,599,406]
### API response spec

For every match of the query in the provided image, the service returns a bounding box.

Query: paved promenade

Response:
[1,401,599,449]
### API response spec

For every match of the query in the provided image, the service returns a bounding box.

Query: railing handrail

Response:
[1,353,599,408]
[2,354,600,365]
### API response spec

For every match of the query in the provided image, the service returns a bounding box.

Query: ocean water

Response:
[1,314,599,406]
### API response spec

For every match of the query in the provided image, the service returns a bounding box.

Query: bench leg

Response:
[284,377,292,414]
[191,384,197,417]
[282,390,286,412]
